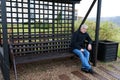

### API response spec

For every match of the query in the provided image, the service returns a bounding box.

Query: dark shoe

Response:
[88,68,94,74]
[81,68,89,73]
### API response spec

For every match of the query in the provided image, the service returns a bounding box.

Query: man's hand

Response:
[88,44,92,50]
[80,49,84,52]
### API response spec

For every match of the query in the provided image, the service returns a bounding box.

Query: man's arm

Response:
[71,31,81,49]
[86,33,92,50]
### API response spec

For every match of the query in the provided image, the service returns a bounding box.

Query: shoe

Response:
[88,68,94,74]
[81,68,89,73]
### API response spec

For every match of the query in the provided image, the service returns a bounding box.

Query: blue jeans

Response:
[73,49,91,70]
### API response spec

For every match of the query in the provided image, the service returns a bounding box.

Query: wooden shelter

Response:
[0,0,102,80]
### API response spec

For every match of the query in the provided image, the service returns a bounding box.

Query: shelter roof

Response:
[42,0,81,4]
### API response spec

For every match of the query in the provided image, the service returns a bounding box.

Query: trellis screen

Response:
[3,0,75,54]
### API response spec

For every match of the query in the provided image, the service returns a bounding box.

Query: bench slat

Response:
[15,52,74,64]
[10,44,70,50]
[10,40,71,45]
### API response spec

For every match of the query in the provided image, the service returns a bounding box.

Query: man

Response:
[71,24,94,74]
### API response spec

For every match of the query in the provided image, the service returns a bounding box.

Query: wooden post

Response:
[1,0,10,80]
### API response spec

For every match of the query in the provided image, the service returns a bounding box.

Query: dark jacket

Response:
[71,30,92,50]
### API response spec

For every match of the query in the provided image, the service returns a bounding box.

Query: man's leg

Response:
[73,49,91,70]
[83,49,94,74]
[83,49,90,61]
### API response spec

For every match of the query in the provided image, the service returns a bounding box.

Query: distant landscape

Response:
[88,16,120,26]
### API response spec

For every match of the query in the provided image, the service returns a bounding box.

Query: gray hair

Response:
[81,24,88,29]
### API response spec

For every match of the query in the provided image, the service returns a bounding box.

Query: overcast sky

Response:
[75,0,120,17]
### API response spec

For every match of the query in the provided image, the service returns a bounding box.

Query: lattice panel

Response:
[6,0,74,54]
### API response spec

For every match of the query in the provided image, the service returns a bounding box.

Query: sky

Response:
[75,0,120,18]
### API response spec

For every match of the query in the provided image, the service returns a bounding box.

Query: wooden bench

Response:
[9,34,75,80]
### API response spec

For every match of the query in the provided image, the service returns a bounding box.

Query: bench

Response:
[9,34,75,80]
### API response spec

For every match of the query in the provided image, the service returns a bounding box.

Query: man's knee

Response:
[73,49,83,57]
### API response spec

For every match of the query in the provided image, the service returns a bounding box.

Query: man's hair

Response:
[81,24,88,29]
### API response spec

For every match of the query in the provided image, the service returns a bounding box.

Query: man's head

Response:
[80,24,88,33]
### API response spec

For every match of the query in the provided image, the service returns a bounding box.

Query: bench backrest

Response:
[9,34,72,56]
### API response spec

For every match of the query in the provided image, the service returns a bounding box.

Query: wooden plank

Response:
[98,66,120,79]
[108,64,120,72]
[59,74,71,80]
[15,53,74,64]
[71,71,90,80]
[92,71,108,80]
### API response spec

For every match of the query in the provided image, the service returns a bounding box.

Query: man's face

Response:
[80,27,87,33]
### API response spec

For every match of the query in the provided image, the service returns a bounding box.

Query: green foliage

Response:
[55,11,62,24]
[85,20,96,40]
[31,22,50,29]
[85,20,120,41]
[99,21,119,40]
[74,20,81,31]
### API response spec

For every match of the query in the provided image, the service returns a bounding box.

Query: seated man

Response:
[71,24,94,74]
